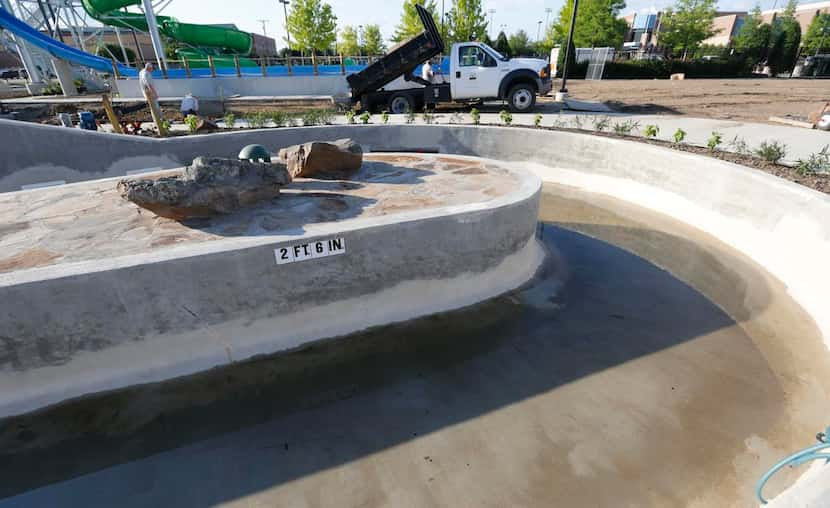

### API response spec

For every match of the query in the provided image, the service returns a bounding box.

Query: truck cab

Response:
[449,42,551,111]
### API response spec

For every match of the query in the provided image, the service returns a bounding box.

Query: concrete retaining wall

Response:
[2,121,829,402]
[114,75,350,100]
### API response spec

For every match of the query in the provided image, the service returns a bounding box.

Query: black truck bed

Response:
[346,4,444,101]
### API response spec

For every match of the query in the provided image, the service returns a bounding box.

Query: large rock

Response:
[118,156,290,220]
[278,138,363,178]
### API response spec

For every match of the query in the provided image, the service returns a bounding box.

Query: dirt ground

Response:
[560,78,830,123]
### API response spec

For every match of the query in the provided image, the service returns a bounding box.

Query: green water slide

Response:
[81,0,257,67]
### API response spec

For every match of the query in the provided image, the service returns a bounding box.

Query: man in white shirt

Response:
[138,62,166,135]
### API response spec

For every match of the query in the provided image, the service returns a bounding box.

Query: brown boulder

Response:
[278,138,363,178]
[118,156,290,220]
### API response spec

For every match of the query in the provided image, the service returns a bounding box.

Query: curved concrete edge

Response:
[0,237,545,419]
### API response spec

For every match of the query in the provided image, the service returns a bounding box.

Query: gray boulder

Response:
[118,156,291,220]
[278,138,363,178]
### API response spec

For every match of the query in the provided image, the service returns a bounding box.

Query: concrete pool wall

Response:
[3,120,828,351]
[2,121,829,503]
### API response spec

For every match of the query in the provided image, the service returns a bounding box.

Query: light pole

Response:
[257,19,269,37]
[536,20,542,41]
[545,7,552,31]
[558,0,578,97]
[278,0,290,53]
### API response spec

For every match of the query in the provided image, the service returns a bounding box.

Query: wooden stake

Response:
[101,93,123,134]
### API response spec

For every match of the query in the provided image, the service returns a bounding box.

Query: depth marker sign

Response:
[275,237,346,265]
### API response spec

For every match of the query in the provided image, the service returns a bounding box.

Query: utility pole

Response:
[545,7,552,31]
[279,0,290,53]
[488,9,495,39]
[536,20,542,41]
[257,19,269,37]
[558,0,578,97]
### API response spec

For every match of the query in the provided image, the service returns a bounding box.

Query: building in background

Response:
[762,1,830,35]
[701,12,747,47]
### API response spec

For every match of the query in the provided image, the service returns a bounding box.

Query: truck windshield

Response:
[480,43,509,61]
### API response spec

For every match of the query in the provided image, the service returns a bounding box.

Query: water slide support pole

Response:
[140,0,167,71]
[2,0,43,84]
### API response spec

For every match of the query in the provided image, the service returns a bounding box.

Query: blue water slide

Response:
[0,6,136,76]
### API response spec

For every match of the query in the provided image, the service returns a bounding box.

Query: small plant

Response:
[223,113,236,128]
[269,110,288,127]
[612,120,640,136]
[534,113,543,128]
[551,113,567,129]
[755,141,787,164]
[359,111,371,124]
[245,112,268,129]
[160,119,171,132]
[286,115,299,127]
[345,110,356,124]
[422,107,435,125]
[405,108,416,124]
[795,145,830,175]
[301,110,319,126]
[470,107,480,125]
[317,109,335,125]
[707,131,723,152]
[449,111,464,124]
[643,124,659,138]
[184,114,199,134]
[673,128,687,144]
[572,115,584,130]
[381,110,390,124]
[499,109,512,126]
[592,116,610,132]
[42,82,63,95]
[728,135,750,155]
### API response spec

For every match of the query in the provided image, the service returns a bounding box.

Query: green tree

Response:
[657,0,717,60]
[803,13,830,55]
[339,25,360,56]
[733,4,772,64]
[767,0,801,73]
[286,0,337,54]
[509,29,532,56]
[446,0,488,44]
[495,31,512,57]
[546,0,628,49]
[362,24,386,55]
[392,0,439,42]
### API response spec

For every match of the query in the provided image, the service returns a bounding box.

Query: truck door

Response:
[453,45,500,99]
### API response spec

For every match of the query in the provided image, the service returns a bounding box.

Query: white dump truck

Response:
[346,5,552,113]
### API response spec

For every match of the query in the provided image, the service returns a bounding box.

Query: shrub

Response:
[470,108,480,125]
[755,141,787,163]
[184,114,199,133]
[795,146,830,175]
[317,109,335,125]
[359,111,371,124]
[269,111,289,127]
[499,110,513,126]
[42,82,63,95]
[345,110,355,124]
[644,124,659,138]
[246,111,268,129]
[673,128,687,143]
[381,110,390,124]
[422,108,435,125]
[301,110,319,126]
[286,115,299,127]
[223,113,236,128]
[612,119,639,136]
[405,108,416,124]
[592,116,610,132]
[728,135,750,155]
[707,131,722,152]
[534,113,543,128]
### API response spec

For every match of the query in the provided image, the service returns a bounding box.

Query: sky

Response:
[159,0,806,48]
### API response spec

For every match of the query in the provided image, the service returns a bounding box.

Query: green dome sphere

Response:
[238,144,272,163]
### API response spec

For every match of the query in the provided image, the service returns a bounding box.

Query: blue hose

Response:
[756,427,830,504]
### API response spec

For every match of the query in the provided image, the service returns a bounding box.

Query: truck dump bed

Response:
[346,4,444,100]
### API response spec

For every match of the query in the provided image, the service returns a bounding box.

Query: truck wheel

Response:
[388,94,415,115]
[507,83,536,112]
